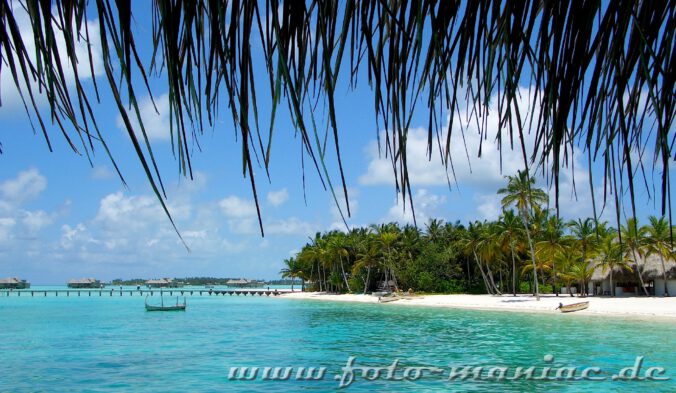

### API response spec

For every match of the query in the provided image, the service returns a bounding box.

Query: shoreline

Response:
[277,292,676,321]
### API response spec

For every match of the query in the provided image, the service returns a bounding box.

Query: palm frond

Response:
[1,0,673,239]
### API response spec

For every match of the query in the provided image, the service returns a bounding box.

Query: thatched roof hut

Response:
[0,277,30,289]
[67,278,102,288]
[226,279,251,287]
[145,278,183,288]
[591,254,676,282]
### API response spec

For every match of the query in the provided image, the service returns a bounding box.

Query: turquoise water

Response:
[0,294,673,392]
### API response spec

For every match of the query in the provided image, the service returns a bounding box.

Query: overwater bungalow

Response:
[226,279,253,288]
[591,254,676,297]
[145,278,183,288]
[67,278,104,289]
[0,277,30,289]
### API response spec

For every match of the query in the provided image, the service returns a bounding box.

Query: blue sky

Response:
[0,3,672,284]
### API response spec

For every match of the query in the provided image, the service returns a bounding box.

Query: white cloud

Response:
[0,217,17,243]
[219,195,257,218]
[384,189,446,224]
[21,210,53,233]
[474,193,502,221]
[330,187,359,222]
[116,93,172,142]
[266,217,317,235]
[0,7,103,111]
[227,217,258,235]
[60,223,96,250]
[0,168,47,206]
[267,188,289,206]
[360,87,540,191]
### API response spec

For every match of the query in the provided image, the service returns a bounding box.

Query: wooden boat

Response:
[378,295,400,303]
[556,301,589,313]
[145,295,186,311]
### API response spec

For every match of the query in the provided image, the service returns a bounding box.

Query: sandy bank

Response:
[278,291,676,320]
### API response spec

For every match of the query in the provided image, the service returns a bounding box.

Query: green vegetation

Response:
[285,176,675,296]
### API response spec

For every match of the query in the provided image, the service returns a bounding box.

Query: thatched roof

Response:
[226,279,250,285]
[145,278,173,285]
[591,254,676,281]
[68,278,99,284]
[0,277,23,284]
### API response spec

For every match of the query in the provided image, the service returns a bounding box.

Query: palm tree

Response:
[568,218,599,263]
[280,257,298,291]
[460,222,500,295]
[596,234,632,297]
[645,216,674,296]
[565,261,596,297]
[620,218,650,296]
[3,2,671,240]
[424,219,444,243]
[327,232,351,292]
[536,214,569,296]
[555,247,583,297]
[495,210,523,296]
[353,237,380,294]
[498,171,549,300]
[377,229,400,292]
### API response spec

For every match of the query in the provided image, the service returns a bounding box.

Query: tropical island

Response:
[279,174,676,318]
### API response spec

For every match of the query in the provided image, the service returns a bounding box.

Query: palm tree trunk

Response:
[487,268,502,295]
[631,248,650,296]
[610,269,614,297]
[386,245,399,292]
[473,250,493,295]
[519,211,540,300]
[363,266,371,295]
[466,257,472,282]
[552,258,558,297]
[659,254,669,296]
[510,243,517,296]
[339,255,351,292]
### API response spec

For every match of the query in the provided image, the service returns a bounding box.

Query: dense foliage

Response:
[282,174,675,297]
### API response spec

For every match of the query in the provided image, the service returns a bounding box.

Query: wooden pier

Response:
[0,289,290,298]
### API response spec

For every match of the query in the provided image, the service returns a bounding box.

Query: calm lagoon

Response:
[0,294,673,392]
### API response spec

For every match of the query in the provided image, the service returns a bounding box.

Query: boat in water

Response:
[145,295,186,311]
[556,301,589,313]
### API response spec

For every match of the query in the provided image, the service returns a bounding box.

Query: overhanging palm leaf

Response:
[1,0,673,240]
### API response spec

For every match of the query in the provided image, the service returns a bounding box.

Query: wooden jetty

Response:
[0,289,289,298]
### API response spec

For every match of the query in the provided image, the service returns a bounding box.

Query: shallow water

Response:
[0,293,673,392]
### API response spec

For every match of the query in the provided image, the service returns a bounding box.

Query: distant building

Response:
[67,278,103,288]
[145,278,183,288]
[226,279,257,288]
[0,277,30,289]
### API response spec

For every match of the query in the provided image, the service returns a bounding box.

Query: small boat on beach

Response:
[556,301,589,313]
[145,295,186,311]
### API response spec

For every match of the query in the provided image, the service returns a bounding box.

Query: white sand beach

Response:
[278,291,676,320]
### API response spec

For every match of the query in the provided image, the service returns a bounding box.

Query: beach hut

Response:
[0,277,30,289]
[591,254,676,297]
[67,278,103,288]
